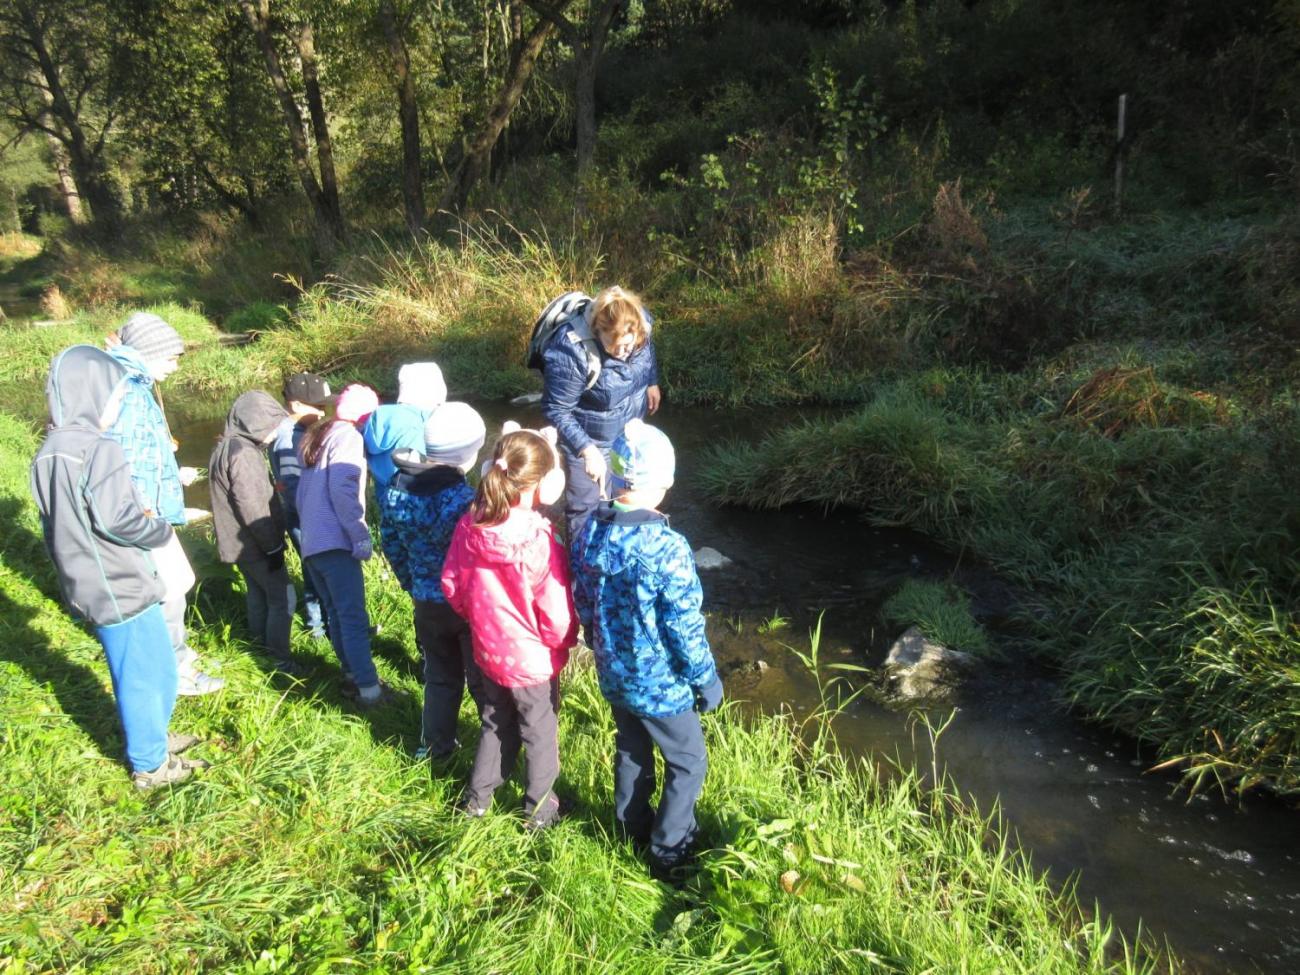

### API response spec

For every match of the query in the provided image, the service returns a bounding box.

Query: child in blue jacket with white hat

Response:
[571,419,722,880]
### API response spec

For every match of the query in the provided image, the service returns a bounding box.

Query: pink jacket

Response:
[441,508,577,688]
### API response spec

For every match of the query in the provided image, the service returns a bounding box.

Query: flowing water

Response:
[171,398,1299,974]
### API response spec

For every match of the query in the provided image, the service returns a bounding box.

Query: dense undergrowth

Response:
[0,412,1157,973]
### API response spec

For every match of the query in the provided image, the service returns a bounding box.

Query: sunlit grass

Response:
[0,412,1161,973]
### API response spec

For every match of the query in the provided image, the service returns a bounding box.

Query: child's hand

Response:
[694,677,723,713]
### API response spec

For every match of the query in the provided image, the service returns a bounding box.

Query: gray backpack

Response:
[526,291,602,390]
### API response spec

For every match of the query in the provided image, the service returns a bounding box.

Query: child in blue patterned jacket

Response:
[382,402,487,761]
[571,419,722,880]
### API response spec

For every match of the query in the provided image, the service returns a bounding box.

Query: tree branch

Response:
[523,0,579,47]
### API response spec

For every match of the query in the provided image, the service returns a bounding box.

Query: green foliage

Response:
[223,301,289,334]
[882,579,992,657]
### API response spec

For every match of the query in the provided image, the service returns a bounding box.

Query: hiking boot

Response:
[132,753,193,791]
[166,732,201,754]
[177,670,226,696]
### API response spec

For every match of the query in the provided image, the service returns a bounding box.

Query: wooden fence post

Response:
[1114,93,1128,216]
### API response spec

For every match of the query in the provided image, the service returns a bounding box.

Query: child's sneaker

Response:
[523,794,562,831]
[355,680,397,709]
[177,670,225,696]
[131,753,193,791]
[166,732,201,753]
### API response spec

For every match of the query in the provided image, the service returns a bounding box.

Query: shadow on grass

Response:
[188,560,423,750]
[0,496,126,764]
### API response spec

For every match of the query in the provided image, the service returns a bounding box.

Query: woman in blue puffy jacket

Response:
[541,286,661,542]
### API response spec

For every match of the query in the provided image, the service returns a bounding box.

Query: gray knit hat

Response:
[117,312,185,364]
[424,402,486,469]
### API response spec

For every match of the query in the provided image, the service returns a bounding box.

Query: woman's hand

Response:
[646,384,661,415]
[581,445,607,487]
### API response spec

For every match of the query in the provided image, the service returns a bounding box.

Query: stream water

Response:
[171,398,1299,974]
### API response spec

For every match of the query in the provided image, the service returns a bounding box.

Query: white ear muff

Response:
[538,465,566,506]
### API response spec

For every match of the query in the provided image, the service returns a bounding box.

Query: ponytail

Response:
[300,417,343,468]
[472,430,553,526]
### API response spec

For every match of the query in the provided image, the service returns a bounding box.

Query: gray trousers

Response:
[466,675,560,820]
[161,590,188,658]
[236,556,297,664]
[413,599,484,757]
[611,705,707,867]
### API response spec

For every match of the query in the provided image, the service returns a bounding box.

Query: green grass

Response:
[0,413,1158,972]
[882,579,993,657]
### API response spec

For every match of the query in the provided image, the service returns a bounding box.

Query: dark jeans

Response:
[611,705,708,867]
[235,555,296,664]
[466,675,560,821]
[287,517,324,633]
[303,549,378,689]
[560,444,609,546]
[413,599,484,757]
[287,520,325,634]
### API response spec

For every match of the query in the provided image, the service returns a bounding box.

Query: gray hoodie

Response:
[208,391,289,563]
[30,345,174,626]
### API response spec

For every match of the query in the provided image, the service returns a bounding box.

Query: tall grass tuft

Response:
[882,579,994,657]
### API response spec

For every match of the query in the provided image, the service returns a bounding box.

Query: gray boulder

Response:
[884,626,976,702]
[693,547,733,571]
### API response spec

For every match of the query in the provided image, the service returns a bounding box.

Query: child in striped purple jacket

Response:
[296,383,390,707]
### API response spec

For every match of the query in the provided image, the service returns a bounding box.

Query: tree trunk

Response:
[577,0,620,179]
[296,21,343,236]
[20,6,118,226]
[237,0,340,241]
[438,10,562,217]
[378,0,424,234]
[574,54,596,178]
[43,126,83,223]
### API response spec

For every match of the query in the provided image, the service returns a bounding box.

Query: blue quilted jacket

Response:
[380,452,475,602]
[541,322,659,455]
[572,502,717,717]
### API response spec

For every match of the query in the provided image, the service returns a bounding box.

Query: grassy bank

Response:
[0,406,1157,972]
[700,363,1300,796]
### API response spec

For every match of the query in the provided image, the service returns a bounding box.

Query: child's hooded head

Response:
[609,419,675,496]
[397,362,447,413]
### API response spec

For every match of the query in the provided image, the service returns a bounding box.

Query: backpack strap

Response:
[564,306,604,390]
[527,291,603,389]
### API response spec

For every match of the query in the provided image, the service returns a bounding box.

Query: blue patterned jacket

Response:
[103,345,186,525]
[380,450,474,603]
[573,502,717,717]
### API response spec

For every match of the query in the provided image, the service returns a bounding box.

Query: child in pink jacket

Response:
[441,426,576,827]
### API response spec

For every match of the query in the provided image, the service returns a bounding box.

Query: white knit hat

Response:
[423,402,486,468]
[397,362,447,413]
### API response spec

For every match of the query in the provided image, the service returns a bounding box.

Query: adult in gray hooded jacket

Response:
[209,390,298,672]
[30,345,198,789]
